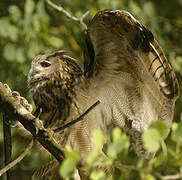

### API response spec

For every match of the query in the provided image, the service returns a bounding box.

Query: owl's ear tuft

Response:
[47,50,70,59]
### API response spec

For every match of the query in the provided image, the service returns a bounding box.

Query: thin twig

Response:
[46,0,89,29]
[0,140,33,177]
[54,100,100,133]
[3,114,12,180]
[161,174,182,180]
[155,172,182,180]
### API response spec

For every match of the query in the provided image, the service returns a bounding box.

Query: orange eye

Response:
[40,61,51,67]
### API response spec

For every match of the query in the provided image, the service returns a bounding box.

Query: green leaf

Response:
[142,174,156,180]
[45,36,64,48]
[107,128,129,159]
[8,5,22,23]
[143,2,154,16]
[107,143,120,159]
[137,156,145,169]
[0,18,18,41]
[150,120,169,139]
[25,0,35,16]
[59,146,80,178]
[87,130,104,166]
[32,14,41,32]
[8,25,18,42]
[112,127,122,142]
[146,174,156,180]
[36,0,48,18]
[59,158,76,179]
[64,145,80,163]
[90,170,106,180]
[0,18,9,38]
[16,48,26,63]
[172,122,182,146]
[3,43,16,61]
[91,129,104,150]
[24,0,35,29]
[142,128,161,152]
[153,153,165,167]
[27,40,44,59]
[129,1,141,15]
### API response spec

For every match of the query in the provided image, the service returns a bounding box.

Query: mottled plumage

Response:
[28,51,83,147]
[28,10,179,179]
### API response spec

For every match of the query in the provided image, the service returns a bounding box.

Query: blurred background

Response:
[0,0,181,179]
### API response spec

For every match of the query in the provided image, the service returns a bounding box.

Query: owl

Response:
[28,9,179,179]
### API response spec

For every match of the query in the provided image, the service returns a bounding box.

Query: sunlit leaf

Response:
[87,130,104,166]
[24,0,35,29]
[141,173,156,180]
[172,122,182,146]
[142,128,161,152]
[3,43,16,61]
[32,14,41,31]
[92,129,104,150]
[64,145,80,163]
[25,0,35,16]
[150,120,169,139]
[0,18,10,38]
[16,48,26,63]
[107,128,129,159]
[59,158,76,178]
[90,170,106,180]
[112,127,122,142]
[0,18,18,41]
[8,5,22,23]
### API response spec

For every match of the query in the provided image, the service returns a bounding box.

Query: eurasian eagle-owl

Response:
[28,9,179,179]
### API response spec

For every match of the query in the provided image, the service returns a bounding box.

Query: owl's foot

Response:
[12,91,33,113]
[0,83,33,127]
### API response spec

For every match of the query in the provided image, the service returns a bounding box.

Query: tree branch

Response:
[0,82,100,176]
[155,172,182,180]
[3,114,12,179]
[0,140,33,177]
[0,82,65,164]
[46,0,89,29]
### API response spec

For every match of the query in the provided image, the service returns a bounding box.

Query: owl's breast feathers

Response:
[27,51,84,129]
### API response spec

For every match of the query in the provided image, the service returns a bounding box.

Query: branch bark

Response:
[0,83,65,165]
[0,82,100,177]
[155,172,182,180]
[3,114,12,179]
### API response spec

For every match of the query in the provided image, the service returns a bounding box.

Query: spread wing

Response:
[83,9,179,101]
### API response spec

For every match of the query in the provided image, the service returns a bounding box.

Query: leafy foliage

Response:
[60,123,182,180]
[0,0,182,179]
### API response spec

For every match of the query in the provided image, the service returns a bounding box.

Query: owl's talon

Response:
[33,107,42,118]
[12,91,20,98]
[11,91,33,113]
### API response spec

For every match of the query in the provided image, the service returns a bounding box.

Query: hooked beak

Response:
[29,69,35,77]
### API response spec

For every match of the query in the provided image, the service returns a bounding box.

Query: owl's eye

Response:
[40,61,51,68]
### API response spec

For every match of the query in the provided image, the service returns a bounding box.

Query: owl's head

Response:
[27,50,83,109]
